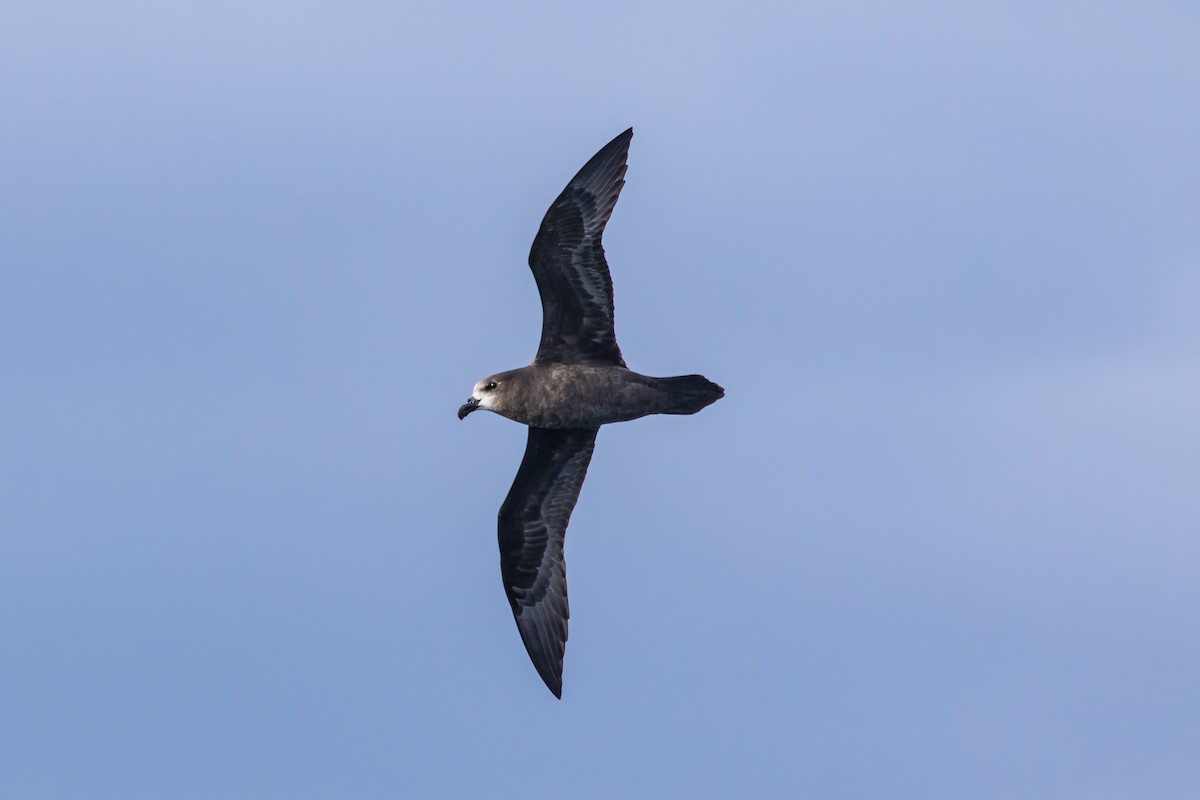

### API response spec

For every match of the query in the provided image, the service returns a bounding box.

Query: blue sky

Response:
[2,2,1198,798]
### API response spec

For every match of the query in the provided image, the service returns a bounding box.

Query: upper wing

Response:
[528,129,632,367]
[498,427,599,698]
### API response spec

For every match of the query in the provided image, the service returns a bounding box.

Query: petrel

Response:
[458,128,723,698]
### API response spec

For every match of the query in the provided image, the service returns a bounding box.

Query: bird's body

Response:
[465,364,721,428]
[458,128,722,697]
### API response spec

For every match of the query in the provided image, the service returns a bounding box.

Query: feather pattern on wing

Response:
[497,427,598,697]
[528,129,632,367]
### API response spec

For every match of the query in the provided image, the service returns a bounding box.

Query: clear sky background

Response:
[2,3,1198,798]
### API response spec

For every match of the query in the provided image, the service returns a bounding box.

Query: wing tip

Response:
[609,126,634,159]
[526,634,565,699]
[526,626,566,700]
[566,128,634,193]
[512,602,569,701]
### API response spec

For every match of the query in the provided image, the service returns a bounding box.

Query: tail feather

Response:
[658,375,724,415]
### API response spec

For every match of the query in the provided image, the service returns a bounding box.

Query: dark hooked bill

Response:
[457,397,480,419]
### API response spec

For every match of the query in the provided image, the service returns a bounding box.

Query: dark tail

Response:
[658,375,725,415]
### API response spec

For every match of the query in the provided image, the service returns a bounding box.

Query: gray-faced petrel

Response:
[458,128,723,698]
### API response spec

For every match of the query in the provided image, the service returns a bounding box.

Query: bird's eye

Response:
[485,381,498,391]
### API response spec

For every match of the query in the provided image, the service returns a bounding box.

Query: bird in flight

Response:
[458,128,723,698]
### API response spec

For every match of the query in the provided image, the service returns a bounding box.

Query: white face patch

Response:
[472,379,500,411]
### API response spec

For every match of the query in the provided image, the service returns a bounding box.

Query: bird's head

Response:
[458,372,512,420]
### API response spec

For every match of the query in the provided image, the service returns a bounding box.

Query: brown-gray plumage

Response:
[458,128,723,698]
